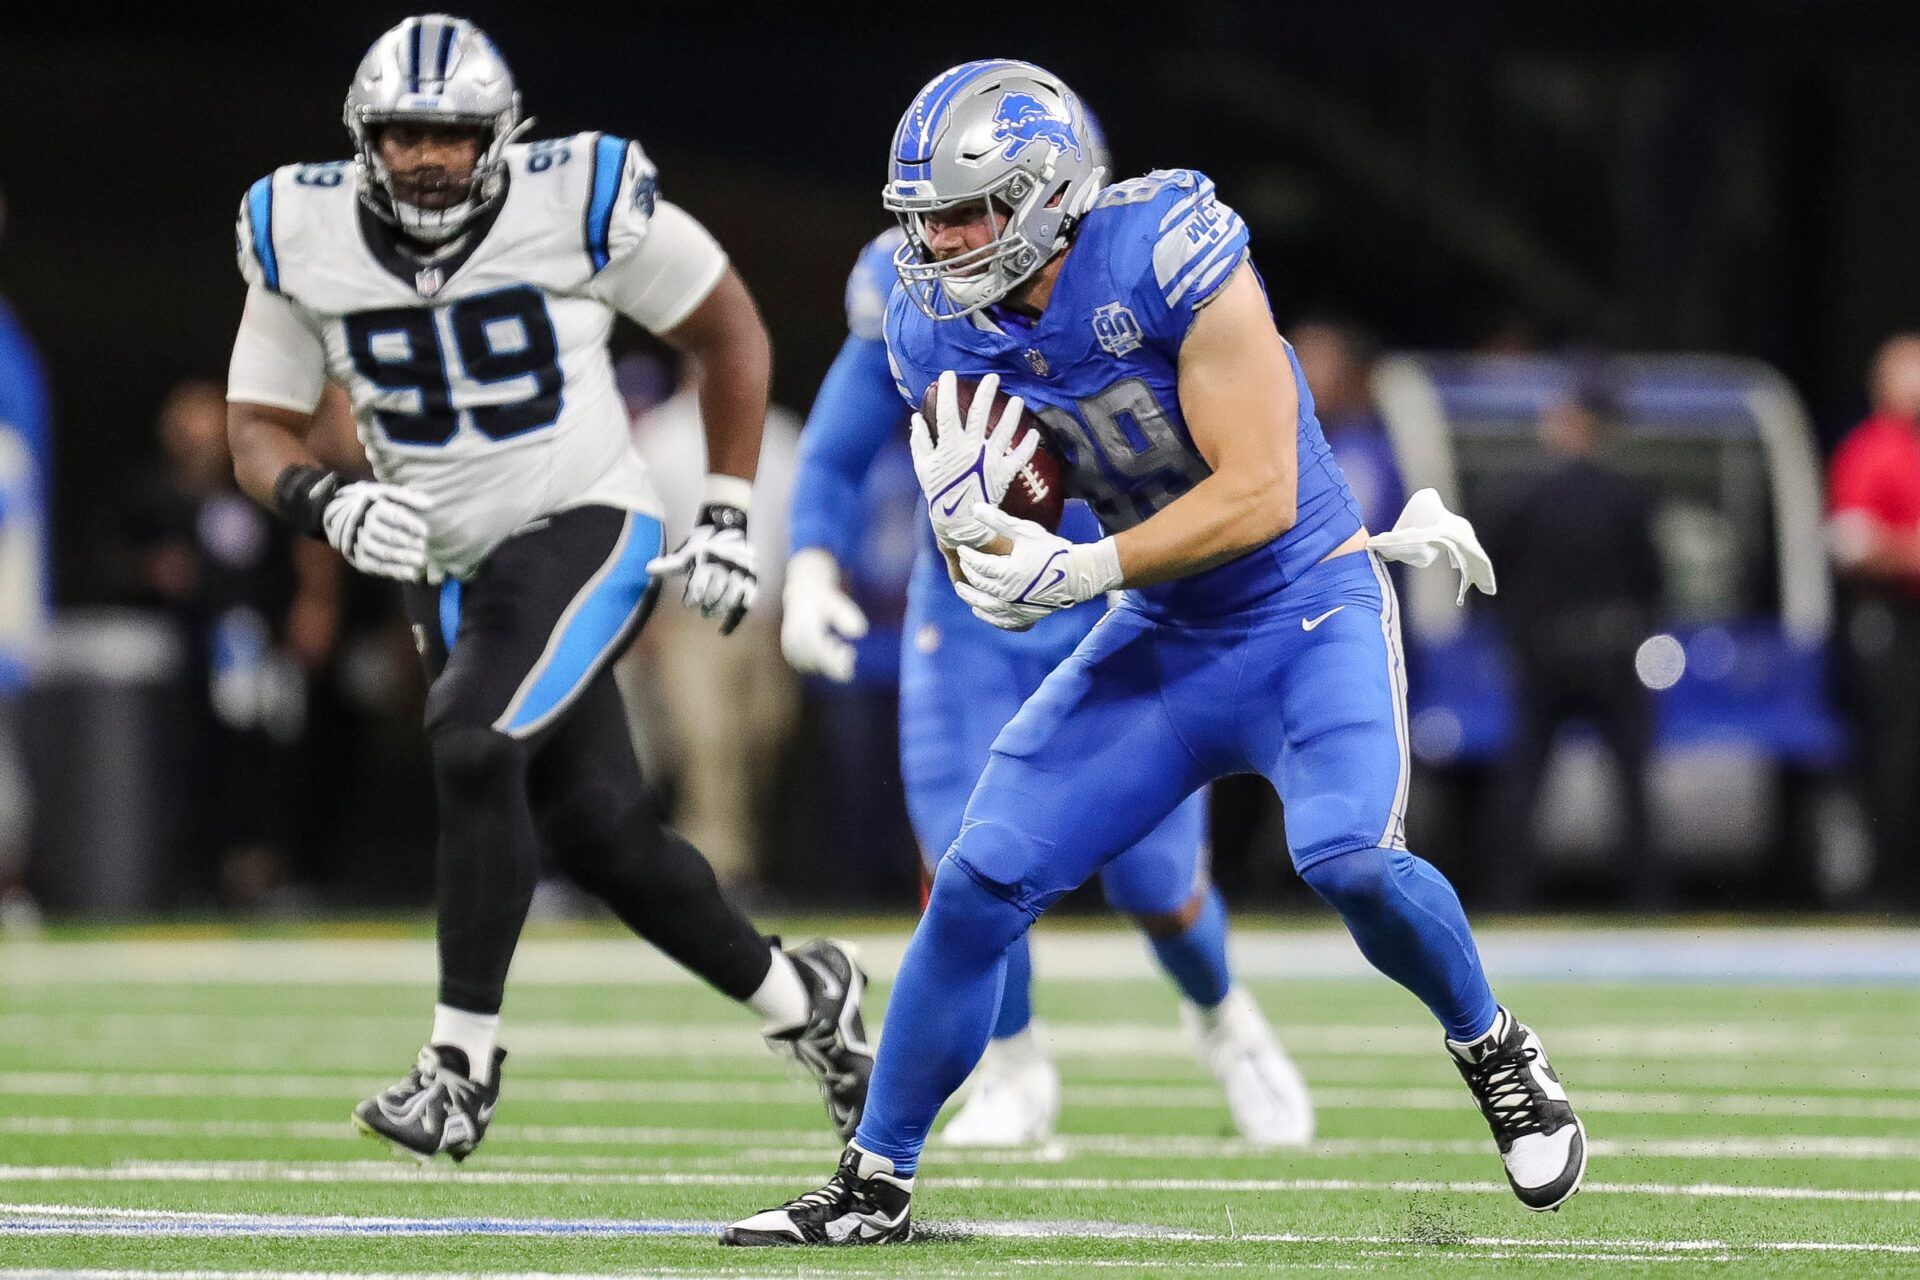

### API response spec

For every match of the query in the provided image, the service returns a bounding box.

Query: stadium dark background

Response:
[3,0,1920,598]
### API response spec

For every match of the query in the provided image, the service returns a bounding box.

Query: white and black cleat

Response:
[352,1044,504,1163]
[766,939,873,1140]
[1184,988,1316,1148]
[721,1144,913,1246]
[1448,1007,1587,1211]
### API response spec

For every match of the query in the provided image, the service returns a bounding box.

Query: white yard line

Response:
[7,1013,1910,1057]
[13,1042,1920,1105]
[4,1208,1920,1260]
[5,1071,1918,1121]
[8,1020,1918,1078]
[14,1116,1920,1163]
[1,1162,1918,1204]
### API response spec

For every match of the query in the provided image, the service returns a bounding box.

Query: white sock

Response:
[430,1003,500,1084]
[750,946,812,1034]
[987,1022,1046,1065]
[1448,1007,1509,1052]
[1192,986,1249,1034]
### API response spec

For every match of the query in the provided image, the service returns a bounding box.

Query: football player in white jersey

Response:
[223,14,871,1162]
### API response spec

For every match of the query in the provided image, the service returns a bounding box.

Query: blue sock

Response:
[853,861,1031,1175]
[991,933,1035,1039]
[1299,846,1497,1041]
[1146,885,1232,1008]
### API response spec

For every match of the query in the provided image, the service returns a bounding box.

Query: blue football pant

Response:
[856,551,1496,1170]
[898,581,1221,1036]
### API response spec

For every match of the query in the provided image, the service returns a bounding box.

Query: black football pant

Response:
[403,504,774,1016]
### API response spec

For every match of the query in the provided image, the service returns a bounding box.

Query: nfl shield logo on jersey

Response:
[415,266,446,298]
[1024,347,1051,377]
[1093,302,1143,357]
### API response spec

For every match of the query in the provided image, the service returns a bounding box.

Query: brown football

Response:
[921,377,1067,533]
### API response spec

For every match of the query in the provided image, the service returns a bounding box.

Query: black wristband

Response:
[272,463,344,539]
[697,502,748,534]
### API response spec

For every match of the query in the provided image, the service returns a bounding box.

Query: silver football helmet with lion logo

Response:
[344,14,527,244]
[884,60,1109,318]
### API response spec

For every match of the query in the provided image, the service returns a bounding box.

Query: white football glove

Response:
[909,370,1041,549]
[647,499,759,636]
[781,548,869,682]
[953,504,1122,631]
[1367,487,1497,605]
[321,481,434,582]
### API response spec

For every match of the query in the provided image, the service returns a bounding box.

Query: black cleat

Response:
[352,1044,504,1163]
[766,939,873,1140]
[1448,1007,1587,1211]
[721,1144,913,1246]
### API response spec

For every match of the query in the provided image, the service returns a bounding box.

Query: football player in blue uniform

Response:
[726,60,1584,1246]
[784,224,1313,1148]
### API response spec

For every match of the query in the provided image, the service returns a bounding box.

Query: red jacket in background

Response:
[1829,411,1920,596]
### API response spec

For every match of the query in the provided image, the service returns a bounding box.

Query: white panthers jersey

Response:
[233,134,716,578]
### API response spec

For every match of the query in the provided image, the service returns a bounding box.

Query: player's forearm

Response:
[227,401,322,510]
[1110,468,1296,588]
[1113,261,1298,589]
[692,345,769,482]
[665,267,772,484]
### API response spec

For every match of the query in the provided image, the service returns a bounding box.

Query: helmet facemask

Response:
[342,15,527,247]
[890,168,1064,318]
[884,60,1109,320]
[349,109,525,246]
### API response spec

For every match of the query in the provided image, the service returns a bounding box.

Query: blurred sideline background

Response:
[5,0,1920,923]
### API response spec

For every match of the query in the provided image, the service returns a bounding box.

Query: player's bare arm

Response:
[227,397,320,511]
[628,259,772,634]
[1108,261,1331,588]
[226,285,433,583]
[656,264,772,485]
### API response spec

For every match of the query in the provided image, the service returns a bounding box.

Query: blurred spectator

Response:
[118,380,340,909]
[621,354,802,892]
[1291,319,1404,532]
[0,221,48,929]
[1482,368,1668,909]
[1826,334,1920,907]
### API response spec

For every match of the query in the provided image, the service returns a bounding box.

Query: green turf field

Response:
[3,922,1919,1277]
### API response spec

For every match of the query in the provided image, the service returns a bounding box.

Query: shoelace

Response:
[398,1061,479,1110]
[784,1172,856,1215]
[1463,1046,1550,1140]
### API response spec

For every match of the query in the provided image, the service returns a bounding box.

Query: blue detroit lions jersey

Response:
[791,228,1106,656]
[885,169,1363,617]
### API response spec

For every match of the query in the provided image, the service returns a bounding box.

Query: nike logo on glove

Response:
[1302,606,1345,631]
